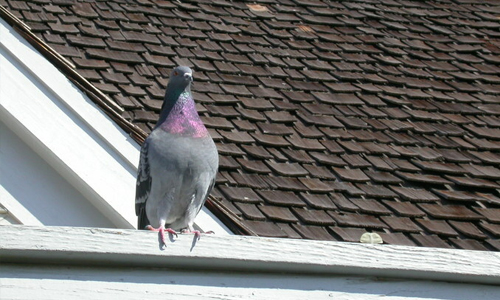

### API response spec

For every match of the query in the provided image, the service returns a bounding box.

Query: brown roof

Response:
[2,0,500,251]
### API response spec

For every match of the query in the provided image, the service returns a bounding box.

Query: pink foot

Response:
[181,229,201,238]
[181,229,214,240]
[192,230,201,239]
[146,226,178,245]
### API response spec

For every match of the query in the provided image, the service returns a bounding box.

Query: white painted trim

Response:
[0,18,137,228]
[3,263,499,300]
[0,18,231,234]
[0,185,42,226]
[197,206,232,234]
[1,225,499,285]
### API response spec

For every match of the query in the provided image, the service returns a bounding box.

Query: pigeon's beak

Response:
[184,72,193,82]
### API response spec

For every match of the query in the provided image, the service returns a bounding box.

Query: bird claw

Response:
[182,229,200,239]
[146,226,178,246]
[164,228,178,238]
[181,229,214,240]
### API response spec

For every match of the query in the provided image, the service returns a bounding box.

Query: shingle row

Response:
[4,0,500,251]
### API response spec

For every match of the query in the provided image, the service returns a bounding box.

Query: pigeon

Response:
[135,66,218,246]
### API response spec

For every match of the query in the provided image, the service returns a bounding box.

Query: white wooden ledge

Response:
[1,225,499,285]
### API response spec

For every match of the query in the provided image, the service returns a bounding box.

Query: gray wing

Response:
[135,138,152,229]
[197,169,217,216]
[167,137,218,230]
[190,138,218,217]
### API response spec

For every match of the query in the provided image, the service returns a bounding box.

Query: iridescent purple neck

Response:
[160,91,208,138]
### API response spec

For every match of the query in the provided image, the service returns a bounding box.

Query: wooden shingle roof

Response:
[2,0,500,251]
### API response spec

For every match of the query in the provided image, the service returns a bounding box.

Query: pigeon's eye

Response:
[173,71,179,76]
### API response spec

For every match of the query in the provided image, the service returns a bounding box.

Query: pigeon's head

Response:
[167,66,193,91]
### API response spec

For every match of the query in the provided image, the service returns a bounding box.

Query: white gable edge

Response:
[4,265,499,300]
[0,18,231,233]
[1,225,499,286]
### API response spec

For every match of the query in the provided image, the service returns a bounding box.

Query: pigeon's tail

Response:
[137,204,150,230]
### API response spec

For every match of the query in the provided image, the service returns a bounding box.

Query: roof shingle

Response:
[5,0,500,251]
